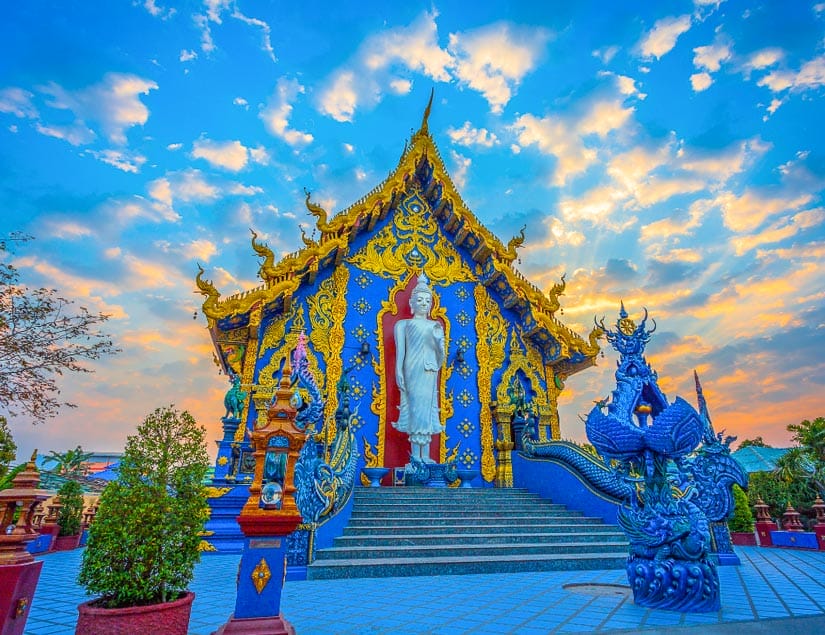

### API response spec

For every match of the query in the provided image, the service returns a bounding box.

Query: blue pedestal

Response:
[771,530,819,549]
[234,536,290,619]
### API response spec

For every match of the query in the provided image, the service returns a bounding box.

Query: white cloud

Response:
[34,121,95,146]
[714,189,813,232]
[0,87,38,118]
[39,73,158,145]
[362,11,452,81]
[180,49,197,62]
[389,78,412,94]
[194,1,275,61]
[167,142,183,151]
[639,15,692,59]
[142,0,176,19]
[758,54,825,93]
[593,46,620,64]
[731,207,825,255]
[261,78,313,145]
[578,99,635,137]
[690,72,713,91]
[449,150,471,189]
[87,148,147,173]
[317,12,547,120]
[446,121,499,148]
[148,169,221,214]
[613,74,646,99]
[318,71,359,123]
[249,145,270,165]
[233,97,248,108]
[693,43,731,72]
[191,137,249,171]
[448,22,549,113]
[745,48,784,72]
[511,113,597,186]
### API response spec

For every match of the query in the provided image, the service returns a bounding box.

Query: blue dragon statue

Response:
[583,304,727,612]
[293,341,359,524]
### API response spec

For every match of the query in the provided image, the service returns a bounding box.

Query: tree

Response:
[0,415,15,479]
[738,436,770,450]
[786,417,825,496]
[43,445,93,476]
[78,406,209,607]
[56,480,84,537]
[727,484,754,533]
[0,234,119,422]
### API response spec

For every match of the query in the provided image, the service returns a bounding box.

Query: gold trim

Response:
[204,487,233,499]
[474,284,506,482]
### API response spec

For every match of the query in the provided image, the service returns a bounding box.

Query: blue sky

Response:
[2,0,824,461]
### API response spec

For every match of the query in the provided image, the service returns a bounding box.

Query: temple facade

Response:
[197,100,601,493]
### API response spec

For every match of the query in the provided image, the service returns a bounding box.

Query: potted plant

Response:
[728,484,757,546]
[76,406,209,635]
[53,479,84,550]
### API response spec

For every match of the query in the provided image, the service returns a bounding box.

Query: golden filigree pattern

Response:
[252,558,271,594]
[234,305,262,442]
[319,266,349,436]
[474,284,506,482]
[347,192,474,286]
[307,275,337,361]
[198,540,217,552]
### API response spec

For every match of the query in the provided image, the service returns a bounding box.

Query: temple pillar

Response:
[812,497,825,550]
[0,453,51,635]
[754,498,778,546]
[493,406,514,488]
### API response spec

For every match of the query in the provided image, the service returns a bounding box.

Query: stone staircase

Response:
[306,486,627,579]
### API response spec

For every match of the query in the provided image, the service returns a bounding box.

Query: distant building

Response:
[731,446,791,474]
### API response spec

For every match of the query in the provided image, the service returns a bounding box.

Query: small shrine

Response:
[196,94,601,526]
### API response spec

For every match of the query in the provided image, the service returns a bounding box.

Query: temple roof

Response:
[196,98,601,376]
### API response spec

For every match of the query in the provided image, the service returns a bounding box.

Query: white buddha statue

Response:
[392,273,445,463]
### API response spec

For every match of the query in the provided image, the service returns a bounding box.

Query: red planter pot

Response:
[75,591,194,635]
[52,534,81,551]
[731,531,757,546]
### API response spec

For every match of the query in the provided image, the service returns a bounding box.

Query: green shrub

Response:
[78,406,209,608]
[727,484,754,533]
[746,470,818,520]
[56,480,84,536]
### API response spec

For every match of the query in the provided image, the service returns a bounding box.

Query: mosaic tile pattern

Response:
[23,538,825,634]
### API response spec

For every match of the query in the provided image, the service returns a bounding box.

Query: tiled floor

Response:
[23,546,825,634]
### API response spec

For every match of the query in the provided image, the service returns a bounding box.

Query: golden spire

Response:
[420,87,434,134]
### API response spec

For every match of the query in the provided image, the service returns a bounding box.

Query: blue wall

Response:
[512,452,619,524]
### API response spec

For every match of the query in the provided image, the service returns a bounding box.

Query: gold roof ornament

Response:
[194,93,599,373]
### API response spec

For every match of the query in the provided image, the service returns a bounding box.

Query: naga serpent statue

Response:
[575,303,746,612]
[293,334,359,525]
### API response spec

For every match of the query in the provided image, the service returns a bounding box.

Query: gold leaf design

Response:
[198,540,217,552]
[251,558,271,594]
[475,284,506,482]
[204,487,233,499]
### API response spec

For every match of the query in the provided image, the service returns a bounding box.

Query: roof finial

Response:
[420,87,434,134]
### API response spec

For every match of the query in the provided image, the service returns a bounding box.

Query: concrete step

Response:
[350,501,569,513]
[349,508,579,519]
[334,531,627,548]
[343,522,617,536]
[346,515,603,527]
[314,541,629,560]
[307,552,628,579]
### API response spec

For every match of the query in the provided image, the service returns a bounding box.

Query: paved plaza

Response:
[24,546,825,634]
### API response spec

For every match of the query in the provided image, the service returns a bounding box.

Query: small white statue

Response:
[392,273,445,463]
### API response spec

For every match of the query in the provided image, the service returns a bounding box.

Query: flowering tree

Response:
[0,234,118,422]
